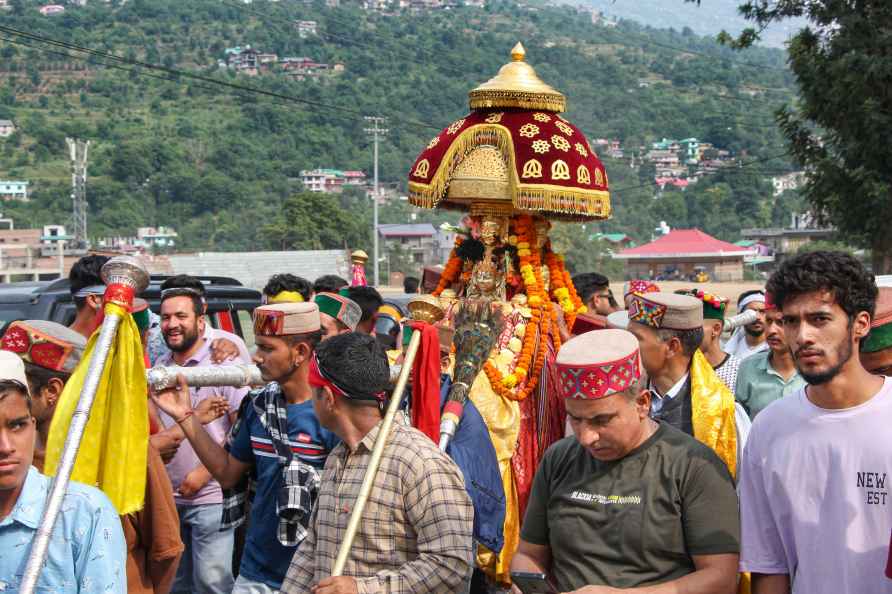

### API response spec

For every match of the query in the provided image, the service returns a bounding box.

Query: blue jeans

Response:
[171,503,234,594]
[232,574,280,593]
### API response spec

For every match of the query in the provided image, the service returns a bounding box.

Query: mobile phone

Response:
[510,571,559,594]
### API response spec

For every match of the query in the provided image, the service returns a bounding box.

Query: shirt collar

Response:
[651,372,689,400]
[4,466,48,529]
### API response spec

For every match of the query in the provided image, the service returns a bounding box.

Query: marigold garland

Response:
[432,237,465,297]
[431,215,583,402]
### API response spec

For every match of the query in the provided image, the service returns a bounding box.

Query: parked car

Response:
[0,275,262,347]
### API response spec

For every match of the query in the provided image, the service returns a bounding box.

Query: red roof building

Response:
[613,229,754,282]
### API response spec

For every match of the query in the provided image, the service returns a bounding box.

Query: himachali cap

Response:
[627,292,704,331]
[623,279,660,301]
[677,288,728,321]
[254,302,321,337]
[315,292,362,332]
[1,320,87,374]
[556,329,640,400]
[863,287,892,353]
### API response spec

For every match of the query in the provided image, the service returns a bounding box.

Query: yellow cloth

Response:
[469,370,520,585]
[45,303,149,515]
[268,290,304,304]
[690,349,738,479]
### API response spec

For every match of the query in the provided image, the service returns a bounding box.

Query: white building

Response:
[296,20,317,38]
[0,181,28,201]
[772,171,806,196]
[0,120,15,137]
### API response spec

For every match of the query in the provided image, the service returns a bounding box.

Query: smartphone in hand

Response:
[511,571,559,594]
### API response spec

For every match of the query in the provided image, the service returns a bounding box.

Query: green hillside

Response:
[0,0,799,268]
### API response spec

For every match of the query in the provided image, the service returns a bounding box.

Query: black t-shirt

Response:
[521,422,740,591]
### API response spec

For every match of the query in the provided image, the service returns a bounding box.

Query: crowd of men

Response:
[0,250,891,594]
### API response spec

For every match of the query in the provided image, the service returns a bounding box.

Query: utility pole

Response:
[364,116,387,286]
[66,137,90,250]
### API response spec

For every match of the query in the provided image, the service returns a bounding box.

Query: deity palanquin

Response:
[406,43,612,585]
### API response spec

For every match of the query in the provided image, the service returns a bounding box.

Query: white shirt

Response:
[649,372,689,416]
[739,378,892,593]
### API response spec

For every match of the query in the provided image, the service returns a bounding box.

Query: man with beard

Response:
[151,302,337,593]
[739,251,892,594]
[724,290,769,361]
[735,300,804,419]
[155,287,250,594]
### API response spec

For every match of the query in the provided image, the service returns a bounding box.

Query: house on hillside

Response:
[771,171,806,196]
[0,181,28,202]
[296,20,317,37]
[0,120,15,137]
[378,224,441,267]
[39,5,65,16]
[613,229,754,281]
[742,214,834,264]
[300,169,367,193]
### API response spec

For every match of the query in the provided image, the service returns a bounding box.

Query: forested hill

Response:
[0,0,797,259]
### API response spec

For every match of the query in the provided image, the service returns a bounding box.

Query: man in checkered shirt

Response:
[282,332,474,594]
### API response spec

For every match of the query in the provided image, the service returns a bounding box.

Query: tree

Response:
[699,0,892,272]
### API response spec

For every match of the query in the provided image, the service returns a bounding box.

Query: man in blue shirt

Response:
[0,353,126,592]
[151,302,336,594]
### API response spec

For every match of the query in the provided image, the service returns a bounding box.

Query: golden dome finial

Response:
[469,42,566,113]
[511,42,526,62]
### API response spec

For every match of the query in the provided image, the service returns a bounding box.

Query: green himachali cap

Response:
[863,287,892,353]
[676,288,728,321]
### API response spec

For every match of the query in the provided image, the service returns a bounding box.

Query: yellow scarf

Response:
[689,349,738,479]
[45,303,149,514]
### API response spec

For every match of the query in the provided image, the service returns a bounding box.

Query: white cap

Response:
[0,350,29,396]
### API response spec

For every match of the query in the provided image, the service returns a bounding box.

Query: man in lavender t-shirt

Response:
[157,288,249,594]
[740,251,892,594]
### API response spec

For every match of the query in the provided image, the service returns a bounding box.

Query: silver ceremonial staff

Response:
[147,363,264,392]
[20,256,150,594]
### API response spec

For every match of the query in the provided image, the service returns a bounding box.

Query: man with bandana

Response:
[151,302,336,593]
[724,290,769,361]
[263,274,314,305]
[282,332,475,594]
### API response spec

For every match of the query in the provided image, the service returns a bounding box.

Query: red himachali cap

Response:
[556,329,640,400]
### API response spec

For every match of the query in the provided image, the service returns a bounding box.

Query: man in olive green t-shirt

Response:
[511,330,740,593]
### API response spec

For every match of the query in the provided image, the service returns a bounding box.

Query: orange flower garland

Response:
[483,215,550,401]
[430,215,580,402]
[432,237,464,297]
[545,248,586,329]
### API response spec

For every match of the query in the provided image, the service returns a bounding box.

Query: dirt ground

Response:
[609,280,766,316]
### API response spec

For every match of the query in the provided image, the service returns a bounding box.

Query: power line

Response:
[215,0,472,79]
[0,24,443,132]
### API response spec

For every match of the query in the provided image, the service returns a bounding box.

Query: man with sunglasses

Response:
[150,302,337,594]
[0,352,127,592]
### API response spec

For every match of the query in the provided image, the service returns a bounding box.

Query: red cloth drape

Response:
[407,321,441,443]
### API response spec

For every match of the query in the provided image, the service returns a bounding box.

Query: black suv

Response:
[0,275,262,346]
